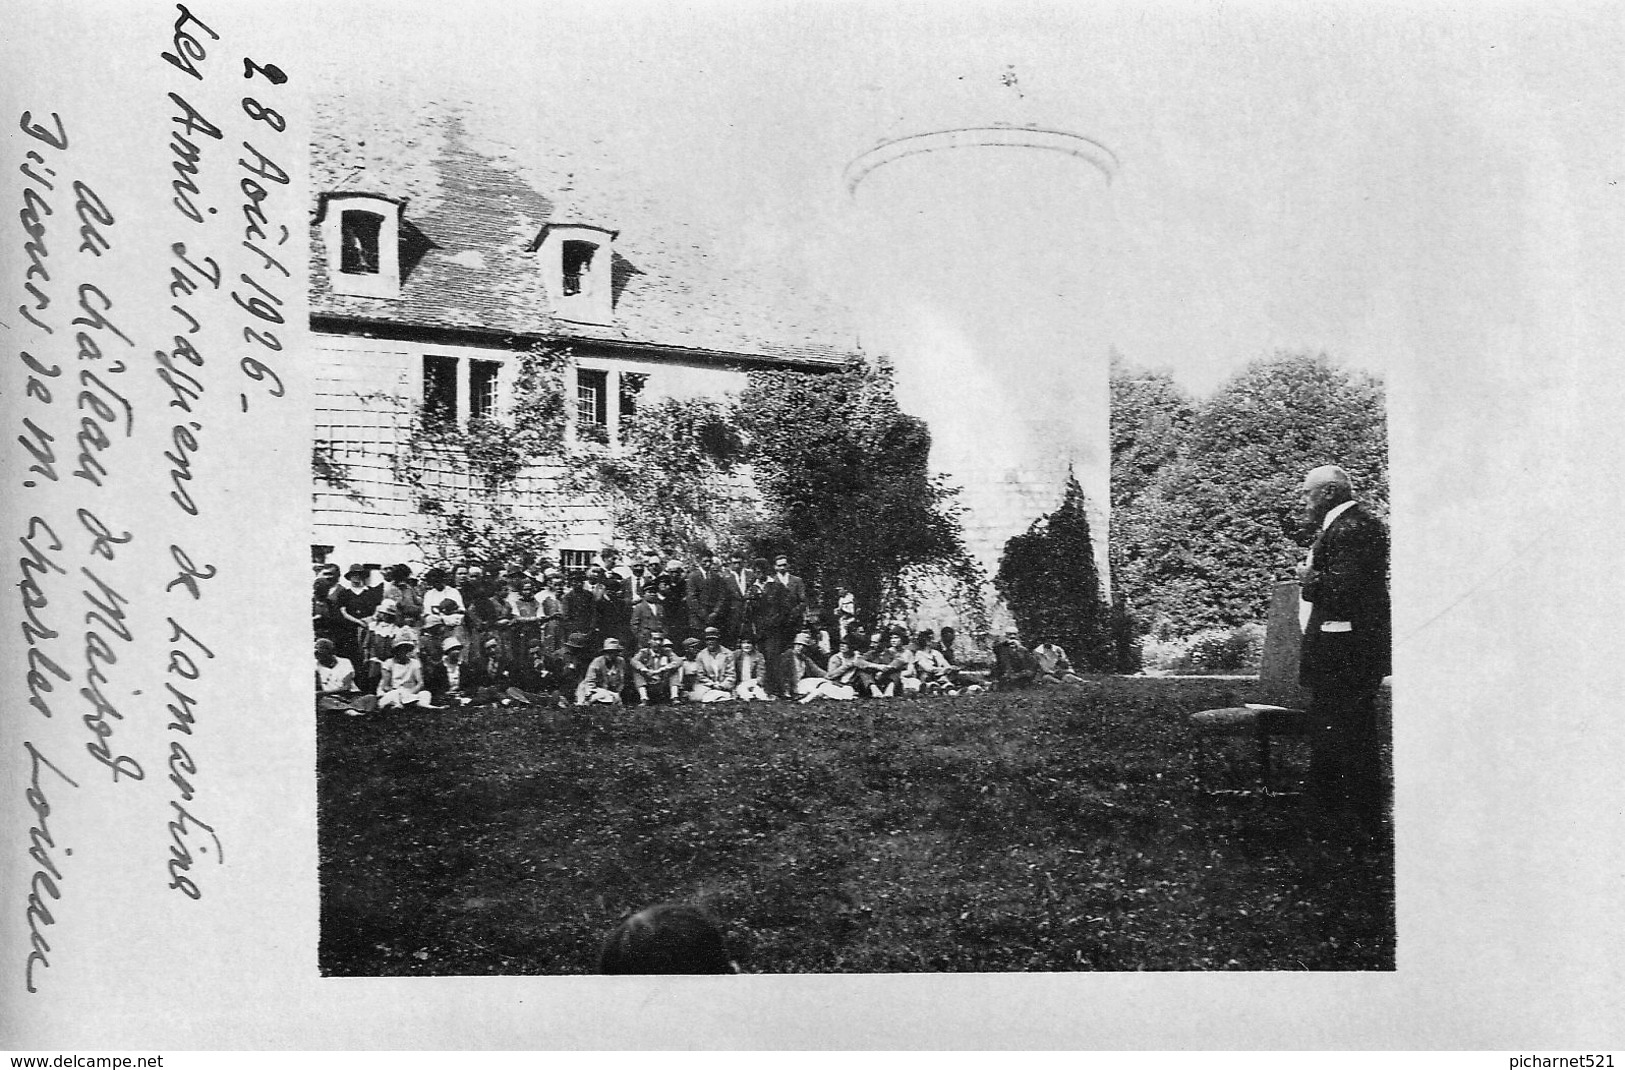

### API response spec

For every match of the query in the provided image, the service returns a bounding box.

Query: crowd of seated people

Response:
[314,546,1090,713]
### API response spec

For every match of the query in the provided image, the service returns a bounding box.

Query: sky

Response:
[295,0,1620,398]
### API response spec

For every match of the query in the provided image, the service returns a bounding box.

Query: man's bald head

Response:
[1301,464,1354,524]
[1302,465,1353,495]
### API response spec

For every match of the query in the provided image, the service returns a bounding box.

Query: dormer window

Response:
[535,223,617,325]
[319,192,404,299]
[561,240,596,297]
[340,210,383,274]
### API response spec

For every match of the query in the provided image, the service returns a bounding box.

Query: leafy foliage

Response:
[410,499,556,568]
[1109,352,1195,517]
[507,341,572,452]
[318,680,1394,975]
[1109,356,1193,620]
[312,442,371,506]
[390,344,576,565]
[736,358,987,624]
[1139,623,1266,675]
[591,394,757,555]
[1112,351,1387,636]
[994,473,1115,670]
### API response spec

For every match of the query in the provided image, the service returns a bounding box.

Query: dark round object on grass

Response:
[598,903,733,975]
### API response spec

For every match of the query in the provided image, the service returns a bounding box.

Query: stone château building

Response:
[308,98,852,570]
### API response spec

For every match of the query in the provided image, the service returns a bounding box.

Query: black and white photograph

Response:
[306,9,1397,978]
[3,0,1621,1051]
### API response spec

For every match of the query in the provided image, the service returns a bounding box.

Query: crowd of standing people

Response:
[312,545,1095,714]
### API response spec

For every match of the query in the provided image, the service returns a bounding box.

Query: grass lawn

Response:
[317,677,1394,974]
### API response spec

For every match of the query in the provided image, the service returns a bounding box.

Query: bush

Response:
[1137,622,1265,676]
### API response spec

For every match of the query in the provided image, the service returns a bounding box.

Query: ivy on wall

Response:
[388,343,582,565]
[590,394,759,556]
[312,442,372,506]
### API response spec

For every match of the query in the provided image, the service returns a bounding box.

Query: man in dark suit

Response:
[1297,464,1391,836]
[655,562,689,644]
[596,564,633,648]
[772,555,807,622]
[685,550,728,641]
[719,552,752,646]
[561,571,597,648]
[758,554,807,696]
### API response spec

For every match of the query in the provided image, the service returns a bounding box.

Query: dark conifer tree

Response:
[995,473,1114,671]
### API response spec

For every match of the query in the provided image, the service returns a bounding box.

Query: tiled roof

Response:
[311,94,855,367]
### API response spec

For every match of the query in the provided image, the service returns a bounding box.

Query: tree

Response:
[1109,355,1196,638]
[1116,351,1387,634]
[1109,352,1195,515]
[735,358,985,624]
[994,473,1114,671]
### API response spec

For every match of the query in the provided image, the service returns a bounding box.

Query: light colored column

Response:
[844,126,1120,598]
